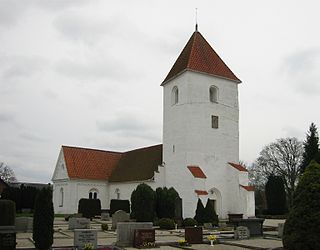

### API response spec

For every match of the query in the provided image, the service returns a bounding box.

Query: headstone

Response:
[185,226,203,244]
[15,217,33,232]
[116,222,153,247]
[74,229,97,250]
[278,223,284,238]
[133,229,155,248]
[68,217,90,230]
[101,212,110,221]
[228,214,243,223]
[234,226,250,240]
[0,226,16,250]
[232,218,264,236]
[112,210,130,230]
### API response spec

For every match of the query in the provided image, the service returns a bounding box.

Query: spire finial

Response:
[195,8,198,31]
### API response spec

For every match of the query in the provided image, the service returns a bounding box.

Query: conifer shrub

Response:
[78,199,101,219]
[158,218,175,230]
[110,199,130,215]
[130,183,155,222]
[183,218,197,227]
[283,161,320,250]
[194,199,205,225]
[203,199,219,226]
[101,223,108,231]
[0,199,16,226]
[155,187,179,219]
[33,187,54,250]
[265,175,287,215]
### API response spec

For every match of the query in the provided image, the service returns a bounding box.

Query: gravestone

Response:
[15,217,33,232]
[112,210,130,229]
[74,229,97,250]
[133,229,155,248]
[234,226,250,240]
[278,223,284,238]
[101,212,110,221]
[0,226,16,250]
[116,222,153,247]
[68,217,90,230]
[185,226,203,244]
[232,218,264,236]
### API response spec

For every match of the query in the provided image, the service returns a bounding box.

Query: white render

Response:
[162,70,254,218]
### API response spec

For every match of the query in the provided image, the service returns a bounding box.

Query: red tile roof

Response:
[228,162,248,172]
[162,31,241,85]
[62,144,162,181]
[187,166,207,179]
[240,185,255,192]
[195,190,208,195]
[62,146,122,180]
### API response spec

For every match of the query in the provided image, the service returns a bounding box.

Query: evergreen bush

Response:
[183,218,197,227]
[110,199,130,215]
[101,223,108,231]
[265,175,287,215]
[194,199,205,225]
[33,187,54,250]
[130,183,155,222]
[158,218,175,229]
[78,199,101,219]
[155,187,179,219]
[0,199,16,226]
[203,199,219,226]
[283,161,320,250]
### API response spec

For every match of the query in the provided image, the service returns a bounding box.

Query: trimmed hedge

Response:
[159,218,175,230]
[78,199,101,219]
[110,199,130,215]
[0,199,16,226]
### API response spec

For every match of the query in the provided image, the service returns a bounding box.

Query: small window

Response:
[89,188,98,199]
[210,86,218,103]
[59,188,64,207]
[171,86,179,105]
[211,115,219,129]
[93,192,97,199]
[89,192,93,199]
[115,188,120,200]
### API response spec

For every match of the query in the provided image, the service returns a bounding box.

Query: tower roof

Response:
[162,30,241,85]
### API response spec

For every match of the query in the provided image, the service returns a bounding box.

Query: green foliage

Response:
[101,223,108,231]
[283,161,320,250]
[194,199,205,225]
[158,218,175,229]
[0,199,16,226]
[265,175,287,215]
[78,199,101,219]
[1,185,39,211]
[130,183,155,222]
[110,199,130,215]
[203,199,219,226]
[300,123,319,173]
[33,187,54,250]
[155,187,179,219]
[183,218,197,227]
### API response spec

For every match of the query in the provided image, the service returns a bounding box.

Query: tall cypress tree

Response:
[265,175,287,215]
[301,123,319,173]
[194,199,205,225]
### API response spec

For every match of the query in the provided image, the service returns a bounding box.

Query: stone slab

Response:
[74,229,97,250]
[234,226,250,240]
[112,210,130,229]
[116,222,153,247]
[68,217,90,230]
[185,226,203,244]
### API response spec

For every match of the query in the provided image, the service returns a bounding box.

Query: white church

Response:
[52,27,255,219]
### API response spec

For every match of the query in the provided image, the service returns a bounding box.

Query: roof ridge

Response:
[62,145,123,155]
[124,144,162,154]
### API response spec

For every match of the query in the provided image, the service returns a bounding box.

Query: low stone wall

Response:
[15,217,33,232]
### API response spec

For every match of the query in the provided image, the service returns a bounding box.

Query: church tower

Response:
[162,28,254,218]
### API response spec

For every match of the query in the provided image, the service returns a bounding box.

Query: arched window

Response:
[171,86,179,105]
[209,86,218,103]
[59,188,64,207]
[89,188,98,199]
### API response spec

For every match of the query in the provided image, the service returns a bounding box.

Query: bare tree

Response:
[253,137,303,209]
[0,162,17,183]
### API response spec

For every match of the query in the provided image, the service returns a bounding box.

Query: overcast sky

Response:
[1,0,319,183]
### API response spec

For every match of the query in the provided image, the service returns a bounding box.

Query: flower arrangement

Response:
[83,243,94,250]
[207,235,217,241]
[178,239,188,246]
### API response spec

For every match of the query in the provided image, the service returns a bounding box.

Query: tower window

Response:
[89,188,98,199]
[59,187,64,207]
[171,86,179,105]
[209,86,218,103]
[211,115,219,129]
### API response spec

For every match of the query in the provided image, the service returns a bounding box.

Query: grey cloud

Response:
[19,132,47,143]
[281,48,320,95]
[0,113,14,123]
